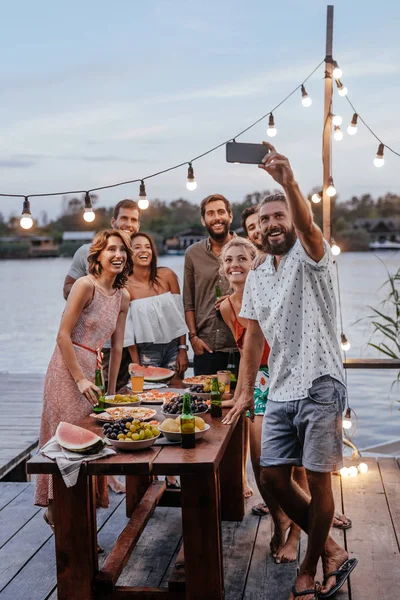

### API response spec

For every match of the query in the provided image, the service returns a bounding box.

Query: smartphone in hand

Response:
[226,142,269,165]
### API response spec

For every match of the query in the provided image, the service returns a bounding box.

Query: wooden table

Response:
[27,406,244,600]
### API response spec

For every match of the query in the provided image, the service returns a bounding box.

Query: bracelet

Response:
[188,332,197,340]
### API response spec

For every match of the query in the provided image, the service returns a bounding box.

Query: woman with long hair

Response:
[126,232,188,376]
[35,230,132,529]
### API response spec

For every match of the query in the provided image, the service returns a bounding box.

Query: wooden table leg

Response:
[219,415,245,521]
[125,475,152,517]
[180,471,224,600]
[52,468,97,600]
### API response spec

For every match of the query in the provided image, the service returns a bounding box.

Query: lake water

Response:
[1,251,399,450]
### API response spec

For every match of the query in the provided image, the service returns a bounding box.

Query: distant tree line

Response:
[1,190,399,253]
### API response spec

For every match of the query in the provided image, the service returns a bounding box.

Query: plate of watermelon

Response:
[55,422,105,454]
[129,363,175,383]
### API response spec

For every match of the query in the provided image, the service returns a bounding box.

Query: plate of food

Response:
[129,363,175,383]
[138,390,179,404]
[161,394,209,416]
[159,416,210,442]
[90,406,157,423]
[103,418,160,451]
[104,394,141,407]
[182,375,217,387]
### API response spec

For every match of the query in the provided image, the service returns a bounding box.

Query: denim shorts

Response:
[260,375,347,473]
[137,338,179,370]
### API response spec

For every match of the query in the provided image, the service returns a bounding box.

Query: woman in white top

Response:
[126,233,188,377]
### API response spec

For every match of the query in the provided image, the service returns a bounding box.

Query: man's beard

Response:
[206,221,230,242]
[252,237,264,251]
[261,226,297,255]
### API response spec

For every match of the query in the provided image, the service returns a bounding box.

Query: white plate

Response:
[107,433,160,451]
[104,394,142,407]
[159,423,210,443]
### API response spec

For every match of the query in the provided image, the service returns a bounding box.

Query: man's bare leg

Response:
[261,466,348,600]
[274,466,304,563]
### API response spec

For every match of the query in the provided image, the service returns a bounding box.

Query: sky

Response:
[1,0,399,223]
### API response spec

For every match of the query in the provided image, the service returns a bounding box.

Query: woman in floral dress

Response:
[35,230,132,529]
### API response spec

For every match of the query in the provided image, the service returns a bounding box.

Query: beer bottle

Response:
[215,285,223,319]
[180,393,196,449]
[210,377,222,418]
[93,368,106,413]
[227,350,238,391]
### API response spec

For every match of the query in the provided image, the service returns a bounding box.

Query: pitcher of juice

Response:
[130,364,144,393]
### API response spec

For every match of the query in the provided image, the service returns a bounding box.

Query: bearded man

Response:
[183,194,237,375]
[224,143,357,600]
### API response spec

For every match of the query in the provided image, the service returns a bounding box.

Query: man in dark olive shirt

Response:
[183,194,237,375]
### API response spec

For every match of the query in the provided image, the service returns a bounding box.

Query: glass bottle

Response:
[215,285,223,319]
[210,377,222,418]
[180,393,196,449]
[227,350,238,391]
[93,368,106,413]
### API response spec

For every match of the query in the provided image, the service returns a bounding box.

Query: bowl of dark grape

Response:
[187,384,211,400]
[161,394,209,417]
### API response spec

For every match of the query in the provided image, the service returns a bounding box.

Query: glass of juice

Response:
[131,366,144,393]
[217,370,231,395]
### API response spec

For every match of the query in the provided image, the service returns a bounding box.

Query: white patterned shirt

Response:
[240,239,344,402]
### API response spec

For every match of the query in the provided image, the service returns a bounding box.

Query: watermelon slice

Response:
[55,422,104,454]
[128,364,175,382]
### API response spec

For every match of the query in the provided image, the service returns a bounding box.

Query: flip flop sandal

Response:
[165,477,181,490]
[291,584,320,598]
[251,503,270,516]
[332,511,352,530]
[319,557,358,598]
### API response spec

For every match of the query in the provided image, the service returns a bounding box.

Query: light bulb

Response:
[332,114,343,126]
[340,467,350,477]
[326,177,336,197]
[374,143,385,168]
[347,113,358,135]
[358,462,368,474]
[138,198,149,210]
[311,192,322,204]
[83,208,95,223]
[20,197,33,229]
[337,81,348,97]
[301,85,312,107]
[343,407,352,430]
[186,163,197,191]
[349,466,358,477]
[333,126,343,141]
[138,180,148,209]
[267,113,277,137]
[340,333,350,351]
[333,65,343,79]
[20,215,33,229]
[331,242,341,256]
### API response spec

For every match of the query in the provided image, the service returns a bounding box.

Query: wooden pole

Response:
[322,5,334,241]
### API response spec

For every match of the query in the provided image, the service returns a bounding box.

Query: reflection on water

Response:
[1,251,399,447]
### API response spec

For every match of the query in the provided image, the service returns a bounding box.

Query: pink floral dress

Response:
[35,277,123,507]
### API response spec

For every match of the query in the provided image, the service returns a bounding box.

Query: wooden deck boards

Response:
[1,458,399,599]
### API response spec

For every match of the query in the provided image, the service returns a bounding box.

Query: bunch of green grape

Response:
[103,418,159,441]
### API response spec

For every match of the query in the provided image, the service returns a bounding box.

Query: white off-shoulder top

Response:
[124,292,188,346]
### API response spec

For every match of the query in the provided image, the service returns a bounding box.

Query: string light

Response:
[186,163,197,191]
[333,126,343,141]
[301,85,312,107]
[336,80,348,97]
[348,466,358,477]
[311,191,322,203]
[331,114,343,126]
[20,197,33,230]
[267,113,277,137]
[374,143,385,168]
[331,238,341,256]
[343,407,352,429]
[332,61,343,79]
[326,176,336,197]
[340,467,349,477]
[138,180,149,210]
[347,113,358,135]
[83,192,95,223]
[358,462,369,474]
[341,333,351,351]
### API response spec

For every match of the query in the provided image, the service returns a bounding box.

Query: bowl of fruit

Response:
[161,394,209,416]
[188,379,225,398]
[103,418,160,450]
[159,415,210,442]
[105,394,141,407]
